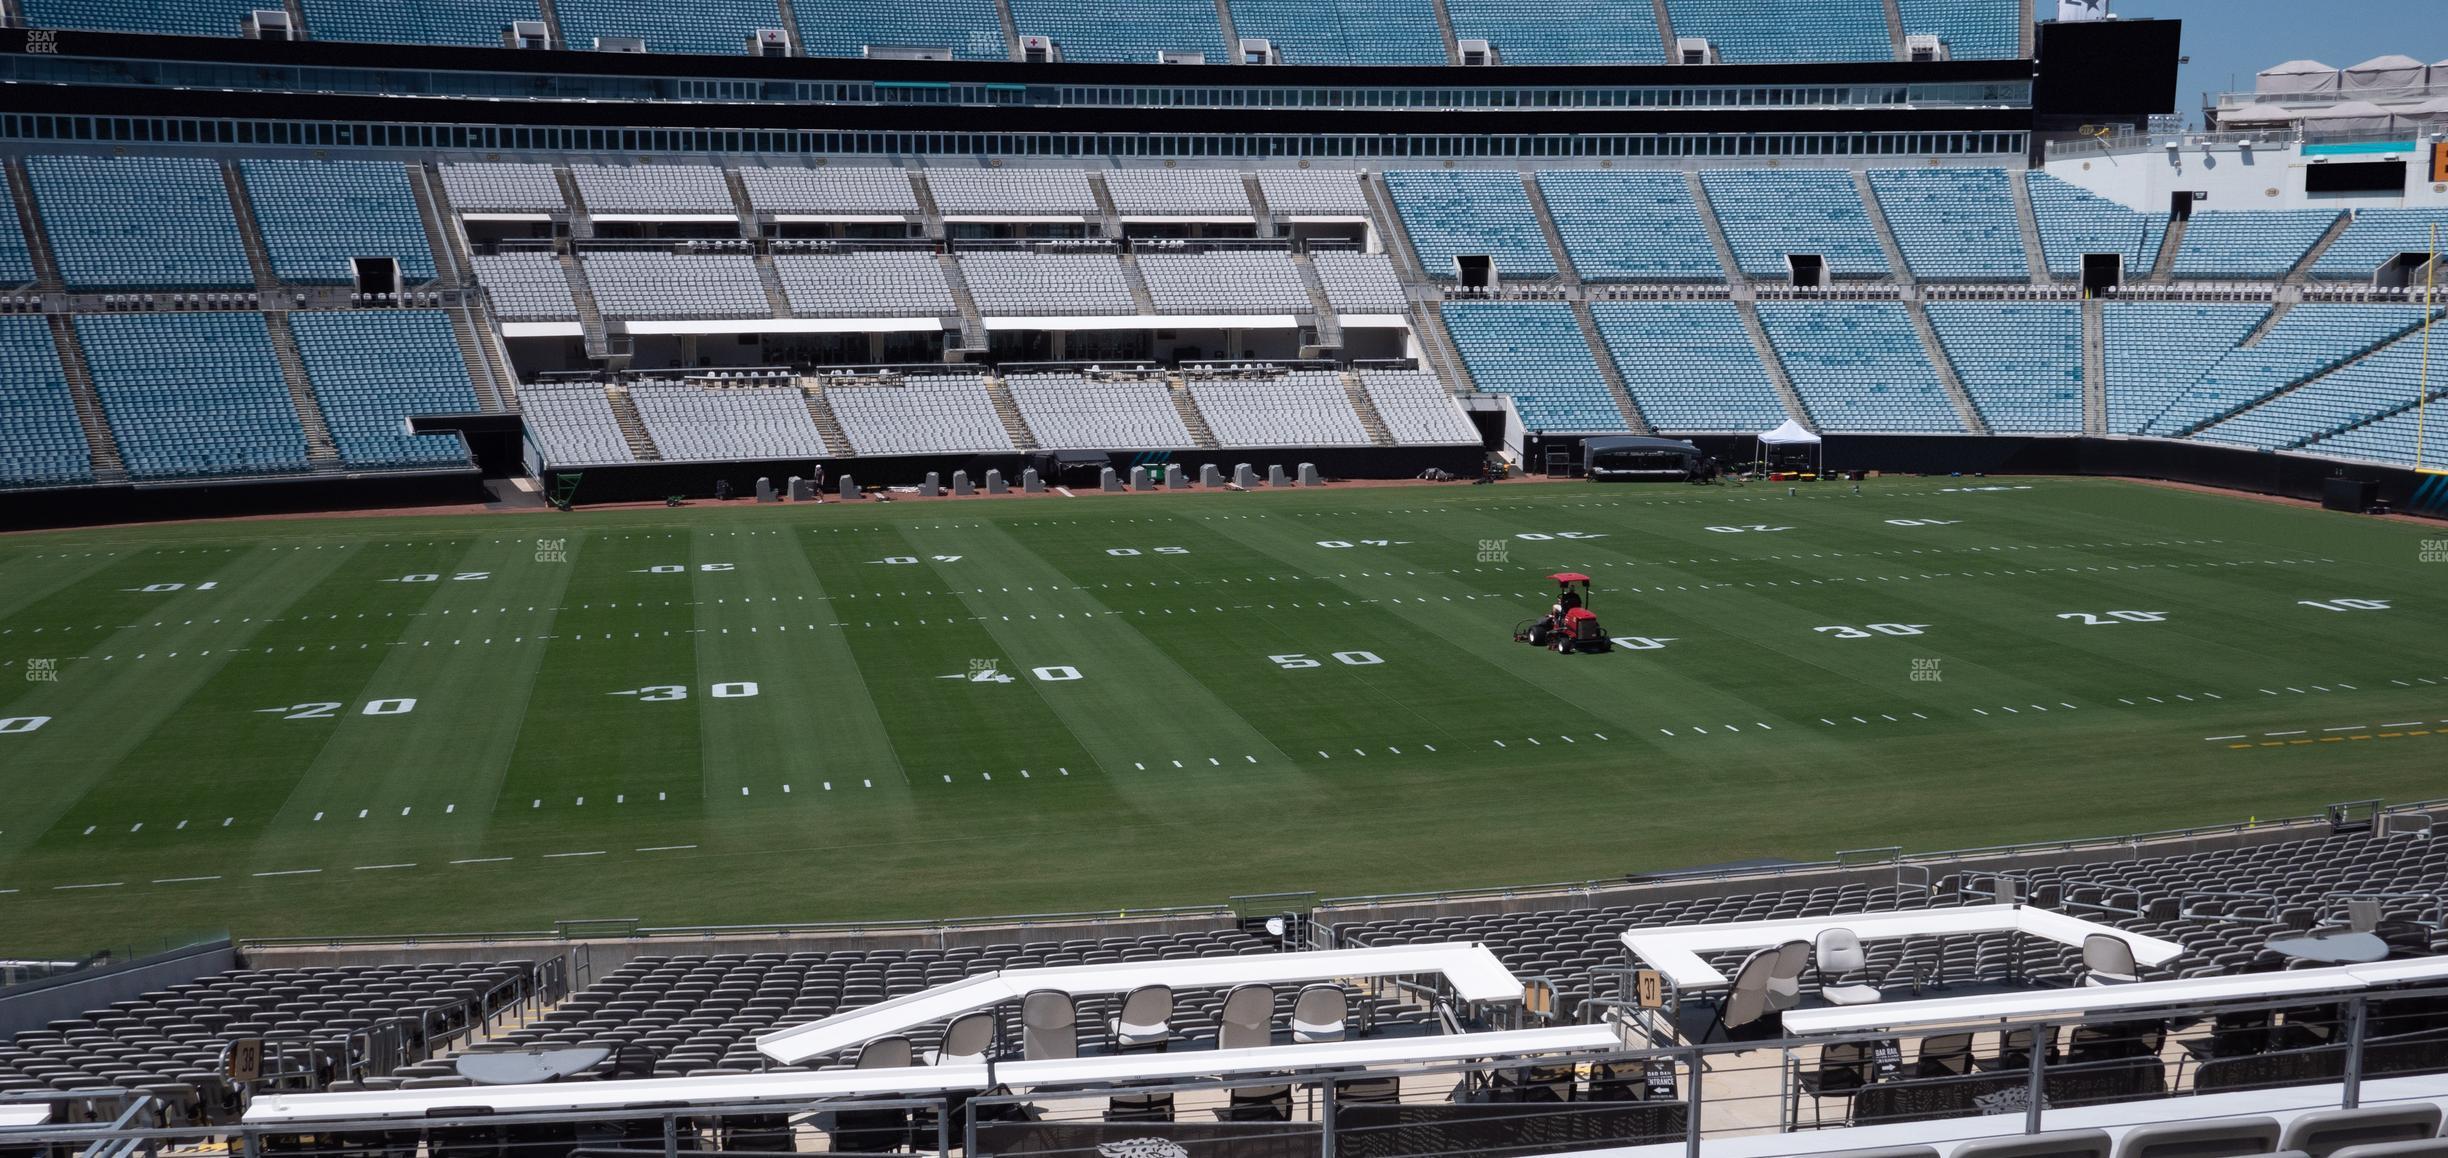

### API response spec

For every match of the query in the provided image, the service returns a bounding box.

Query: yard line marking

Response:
[254,868,321,877]
[2325,726,2367,733]
[153,875,220,884]
[451,857,512,865]
[2266,730,2307,737]
[2383,722,2422,728]
[544,850,606,858]
[55,882,123,890]
[637,845,696,852]
[354,863,415,871]
[2205,735,2245,742]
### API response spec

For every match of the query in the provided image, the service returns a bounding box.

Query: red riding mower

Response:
[1514,573,1611,654]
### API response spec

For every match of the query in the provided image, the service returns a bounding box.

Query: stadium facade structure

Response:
[0,5,2442,527]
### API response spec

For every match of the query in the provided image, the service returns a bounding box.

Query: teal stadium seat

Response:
[76,313,310,480]
[1226,0,1444,64]
[1701,170,1890,279]
[241,159,439,285]
[288,311,479,469]
[1868,168,2027,281]
[26,155,254,289]
[1443,301,1627,432]
[1924,302,2082,433]
[1537,171,1722,282]
[1385,171,1557,280]
[1756,301,1962,432]
[0,316,91,488]
[1590,301,1789,432]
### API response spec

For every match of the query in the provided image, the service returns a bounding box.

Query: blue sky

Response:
[2096,0,2440,122]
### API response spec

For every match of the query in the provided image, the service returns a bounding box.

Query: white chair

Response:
[2082,933,2142,986]
[1813,928,1884,1006]
[1107,984,1173,1052]
[1022,989,1077,1060]
[1216,984,1274,1050]
[1290,984,1347,1044]
[929,1012,993,1066]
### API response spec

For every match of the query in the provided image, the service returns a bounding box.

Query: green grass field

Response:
[1,476,2444,955]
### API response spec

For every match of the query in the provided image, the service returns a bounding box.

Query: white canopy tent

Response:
[2217,104,2301,128]
[2300,100,2399,134]
[2255,59,2340,97]
[1754,418,1822,474]
[2343,54,2428,95]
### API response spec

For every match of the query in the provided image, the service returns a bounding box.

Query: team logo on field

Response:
[23,658,57,684]
[1096,1140,1190,1158]
[535,537,569,564]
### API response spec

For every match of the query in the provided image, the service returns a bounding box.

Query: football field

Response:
[2,476,2445,955]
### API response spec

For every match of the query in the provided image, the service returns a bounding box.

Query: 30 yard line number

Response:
[1815,624,1929,638]
[609,682,761,700]
[1107,547,1190,556]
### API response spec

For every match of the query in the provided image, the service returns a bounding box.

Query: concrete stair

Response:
[937,252,988,357]
[754,253,794,317]
[1853,170,1913,283]
[604,385,661,460]
[263,311,343,469]
[983,375,1040,450]
[1289,250,1343,352]
[2007,170,2053,284]
[1902,299,1988,434]
[2289,213,2354,283]
[1242,174,1276,237]
[553,167,595,239]
[722,167,760,240]
[447,303,507,413]
[5,161,65,298]
[1410,301,1476,393]
[45,315,127,483]
[219,161,281,294]
[801,385,851,456]
[1734,299,1812,427]
[2080,298,2105,436]
[1571,299,1650,434]
[1118,252,1159,314]
[404,163,466,290]
[557,251,613,362]
[1168,377,1221,448]
[1519,172,1580,288]
[1342,371,1396,446]
[1686,170,1746,285]
[2149,214,2186,283]
[1086,173,1124,240]
[907,173,950,241]
[1878,0,1904,58]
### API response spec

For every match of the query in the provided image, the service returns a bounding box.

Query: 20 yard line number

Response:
[0,716,51,736]
[2058,611,2168,626]
[257,698,419,720]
